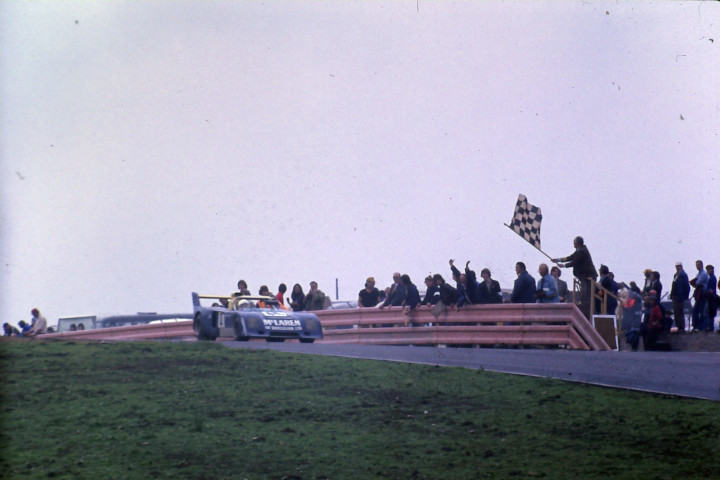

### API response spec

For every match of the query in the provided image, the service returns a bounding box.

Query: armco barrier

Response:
[42,304,610,350]
[42,320,195,341]
[314,303,610,351]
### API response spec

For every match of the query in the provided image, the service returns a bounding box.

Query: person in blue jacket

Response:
[401,274,421,312]
[511,262,536,304]
[535,263,559,303]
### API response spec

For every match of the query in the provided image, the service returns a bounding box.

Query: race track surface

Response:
[219,341,720,401]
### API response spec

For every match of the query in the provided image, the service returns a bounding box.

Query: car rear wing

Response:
[192,292,277,308]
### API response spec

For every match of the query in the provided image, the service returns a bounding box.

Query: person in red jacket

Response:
[645,296,664,351]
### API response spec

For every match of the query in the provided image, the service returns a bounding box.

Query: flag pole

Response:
[504,223,555,262]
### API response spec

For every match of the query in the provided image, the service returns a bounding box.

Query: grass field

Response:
[1,340,719,480]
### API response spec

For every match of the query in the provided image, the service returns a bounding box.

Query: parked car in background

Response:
[97,313,192,329]
[56,315,97,333]
[327,300,358,310]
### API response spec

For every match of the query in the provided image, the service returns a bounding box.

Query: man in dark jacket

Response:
[670,262,690,332]
[552,236,598,319]
[450,259,481,307]
[381,272,406,308]
[510,262,536,304]
[596,265,618,315]
[421,276,440,306]
[478,268,502,304]
[433,274,457,307]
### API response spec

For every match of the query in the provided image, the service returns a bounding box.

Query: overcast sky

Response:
[1,1,718,325]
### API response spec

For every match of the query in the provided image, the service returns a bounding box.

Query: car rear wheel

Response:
[194,313,216,341]
[299,338,315,344]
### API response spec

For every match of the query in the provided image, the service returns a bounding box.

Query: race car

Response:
[191,292,323,343]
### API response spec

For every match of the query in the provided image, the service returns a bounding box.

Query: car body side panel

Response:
[192,293,322,341]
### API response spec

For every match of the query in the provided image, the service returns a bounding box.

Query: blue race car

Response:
[191,292,323,343]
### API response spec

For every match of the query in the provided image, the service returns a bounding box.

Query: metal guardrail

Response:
[42,304,610,350]
[314,303,610,350]
[42,320,195,341]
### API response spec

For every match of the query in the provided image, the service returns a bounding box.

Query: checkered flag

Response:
[509,194,542,249]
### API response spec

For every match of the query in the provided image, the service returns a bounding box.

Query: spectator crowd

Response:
[3,237,718,339]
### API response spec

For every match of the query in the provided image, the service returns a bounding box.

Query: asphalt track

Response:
[219,341,720,401]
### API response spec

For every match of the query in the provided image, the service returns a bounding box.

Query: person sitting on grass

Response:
[3,323,20,336]
[25,309,47,337]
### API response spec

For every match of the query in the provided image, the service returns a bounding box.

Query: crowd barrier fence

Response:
[40,303,610,350]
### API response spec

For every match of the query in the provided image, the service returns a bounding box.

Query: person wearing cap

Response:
[358,277,380,308]
[25,308,47,337]
[670,262,690,332]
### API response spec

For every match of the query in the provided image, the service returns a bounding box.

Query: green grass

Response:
[1,340,719,480]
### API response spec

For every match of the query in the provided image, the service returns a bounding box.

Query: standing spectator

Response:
[670,262,690,332]
[289,284,305,311]
[400,274,421,318]
[257,285,273,308]
[381,272,406,308]
[236,280,251,296]
[276,284,287,306]
[705,265,717,332]
[510,262,536,304]
[420,276,440,306]
[535,263,559,303]
[644,295,664,350]
[433,274,458,312]
[596,265,617,315]
[642,269,654,295]
[629,281,642,296]
[304,281,326,311]
[552,236,598,319]
[649,271,663,301]
[358,277,380,308]
[450,259,480,307]
[25,309,47,337]
[551,266,569,303]
[478,268,502,304]
[608,272,620,304]
[690,260,709,330]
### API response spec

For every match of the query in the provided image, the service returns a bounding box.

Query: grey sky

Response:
[1,1,718,325]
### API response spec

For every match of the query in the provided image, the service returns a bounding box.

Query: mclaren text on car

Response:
[191,292,323,343]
